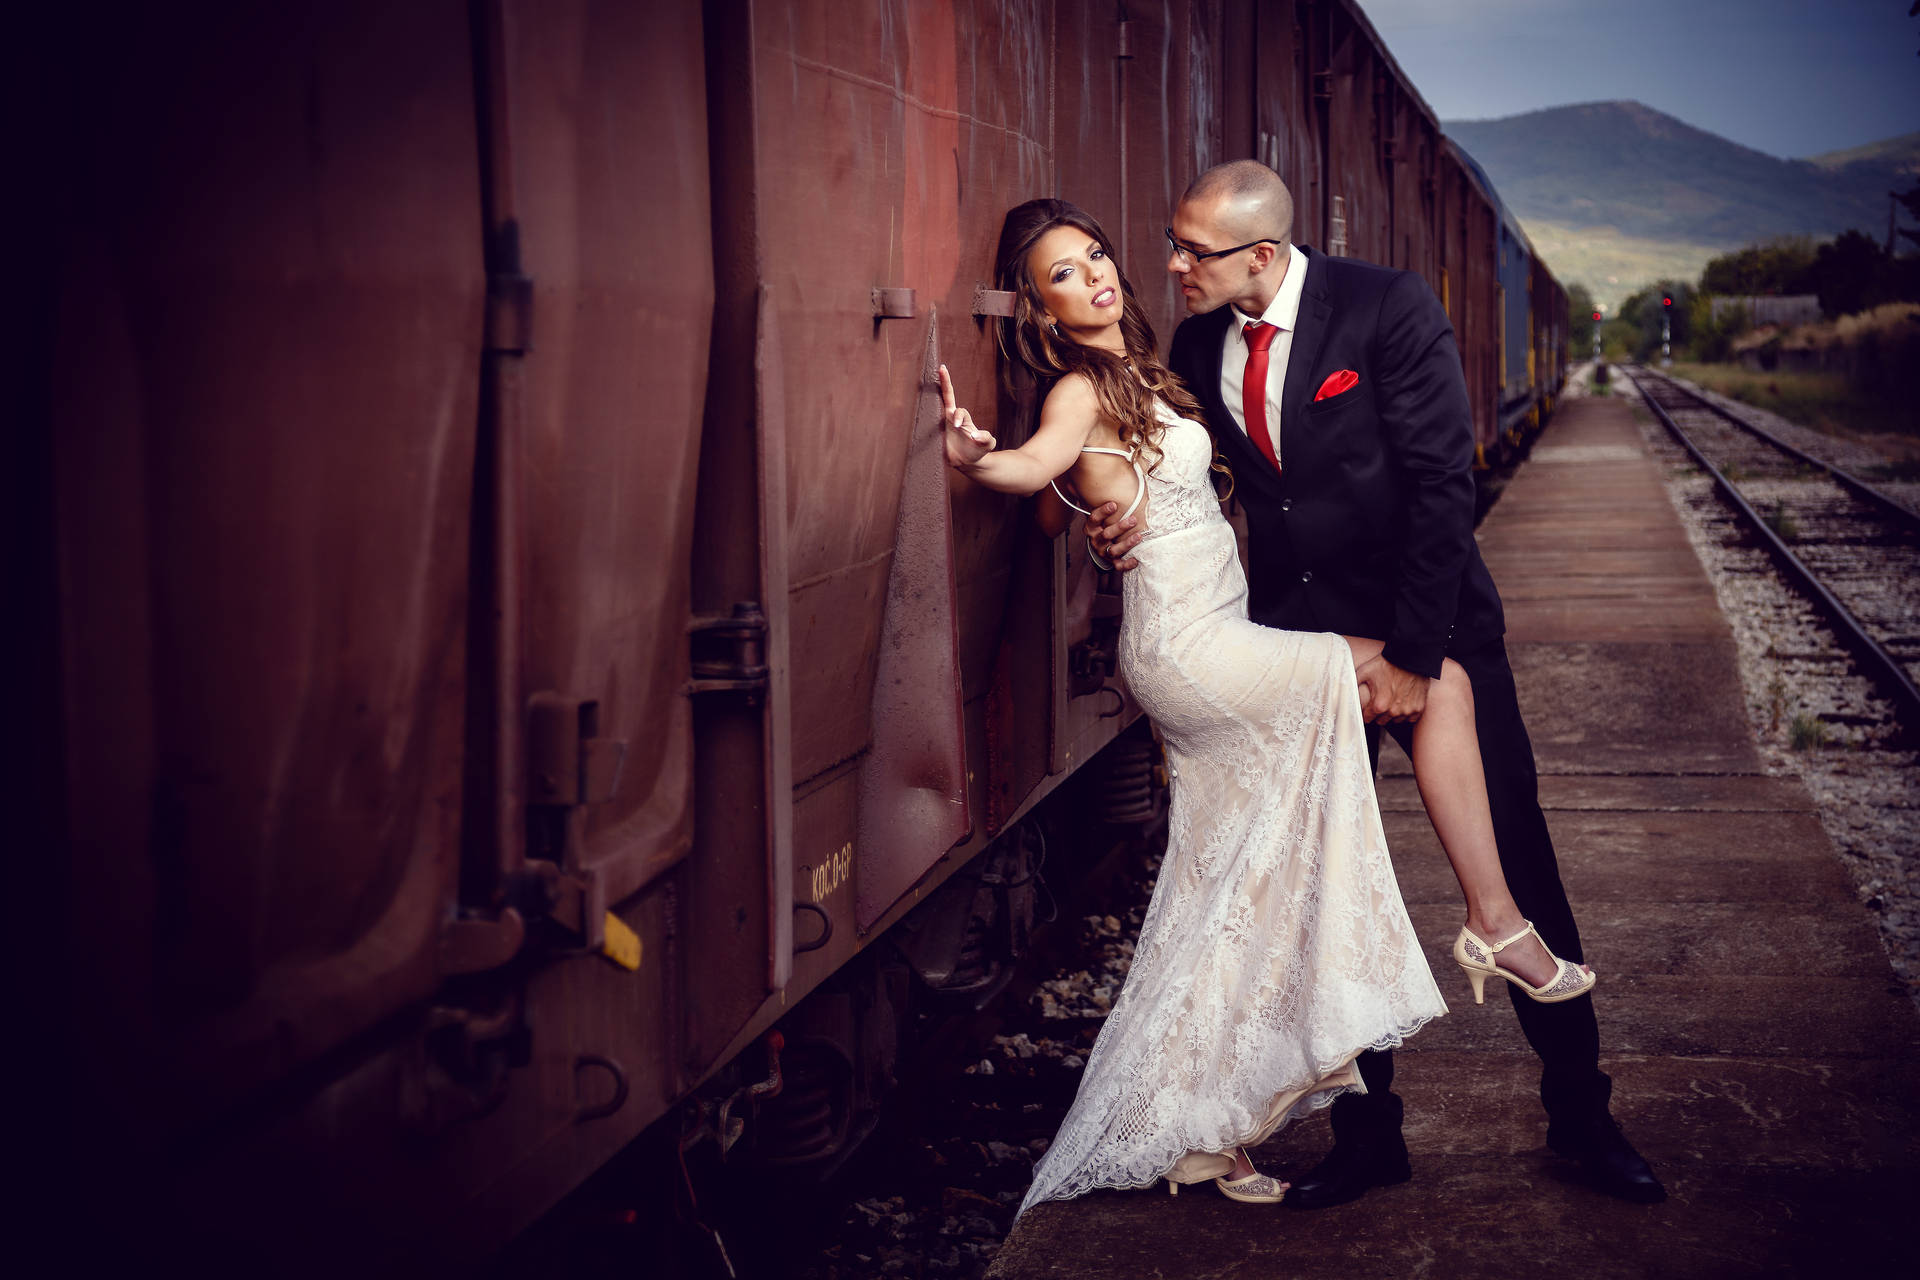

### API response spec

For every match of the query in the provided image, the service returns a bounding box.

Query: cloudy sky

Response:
[1362,0,1919,159]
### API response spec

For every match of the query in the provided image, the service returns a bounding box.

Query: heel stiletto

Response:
[1453,921,1596,1004]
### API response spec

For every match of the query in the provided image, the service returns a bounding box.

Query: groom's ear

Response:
[1249,242,1281,273]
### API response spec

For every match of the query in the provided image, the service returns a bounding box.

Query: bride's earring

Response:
[1048,321,1059,338]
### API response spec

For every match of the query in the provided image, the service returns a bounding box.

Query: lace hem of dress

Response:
[1013,1010,1442,1217]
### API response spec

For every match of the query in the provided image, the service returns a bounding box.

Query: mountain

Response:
[1441,101,1912,306]
[1804,131,1920,175]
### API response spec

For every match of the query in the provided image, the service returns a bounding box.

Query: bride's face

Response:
[1025,225,1123,343]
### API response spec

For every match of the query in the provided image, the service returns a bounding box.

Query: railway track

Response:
[1622,364,1920,735]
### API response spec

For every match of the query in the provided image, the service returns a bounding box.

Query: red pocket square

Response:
[1315,369,1359,401]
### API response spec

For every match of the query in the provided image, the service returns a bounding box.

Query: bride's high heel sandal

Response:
[1166,1148,1287,1203]
[1453,921,1596,1005]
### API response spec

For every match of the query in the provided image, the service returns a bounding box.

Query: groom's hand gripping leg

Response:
[1353,652,1431,725]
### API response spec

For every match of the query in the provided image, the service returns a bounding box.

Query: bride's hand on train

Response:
[939,364,995,466]
[1089,501,1146,572]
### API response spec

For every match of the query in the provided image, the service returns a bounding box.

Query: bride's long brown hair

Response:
[993,199,1206,471]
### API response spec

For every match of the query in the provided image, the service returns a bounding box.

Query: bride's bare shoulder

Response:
[1044,372,1133,442]
[1040,371,1100,417]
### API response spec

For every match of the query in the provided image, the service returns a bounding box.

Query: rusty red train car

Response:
[23,0,1569,1266]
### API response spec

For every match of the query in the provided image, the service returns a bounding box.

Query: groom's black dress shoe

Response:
[1546,1114,1666,1203]
[1283,1134,1413,1210]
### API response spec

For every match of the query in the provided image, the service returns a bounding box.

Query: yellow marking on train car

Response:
[810,842,854,904]
[601,912,642,971]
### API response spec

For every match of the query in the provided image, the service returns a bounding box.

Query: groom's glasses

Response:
[1165,227,1283,265]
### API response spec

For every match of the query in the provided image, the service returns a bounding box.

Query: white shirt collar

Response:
[1229,243,1307,338]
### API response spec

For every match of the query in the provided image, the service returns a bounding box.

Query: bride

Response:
[942,198,1594,1214]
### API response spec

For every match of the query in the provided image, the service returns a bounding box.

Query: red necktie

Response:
[1242,321,1281,472]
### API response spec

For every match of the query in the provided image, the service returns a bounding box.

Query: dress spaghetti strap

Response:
[1050,446,1146,520]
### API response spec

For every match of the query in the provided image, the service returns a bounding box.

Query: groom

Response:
[1091,160,1664,1206]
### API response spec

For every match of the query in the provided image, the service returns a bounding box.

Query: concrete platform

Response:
[989,396,1920,1276]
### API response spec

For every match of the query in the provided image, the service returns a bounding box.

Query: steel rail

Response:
[1621,365,1920,732]
[1631,365,1920,529]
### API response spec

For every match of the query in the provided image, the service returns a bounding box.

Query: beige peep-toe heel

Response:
[1453,920,1596,1005]
[1214,1168,1288,1204]
[1213,1149,1288,1204]
[1165,1148,1288,1204]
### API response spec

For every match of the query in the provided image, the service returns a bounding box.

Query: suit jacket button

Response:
[1300,570,1312,583]
[1280,498,1292,511]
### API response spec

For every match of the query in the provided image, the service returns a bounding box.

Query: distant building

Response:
[1710,295,1822,328]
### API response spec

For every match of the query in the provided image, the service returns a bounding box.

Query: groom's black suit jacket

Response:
[1167,246,1504,679]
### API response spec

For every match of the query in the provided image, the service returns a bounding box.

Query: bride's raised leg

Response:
[1342,637,1590,997]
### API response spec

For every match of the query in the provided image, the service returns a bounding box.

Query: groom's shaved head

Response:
[1181,161,1293,244]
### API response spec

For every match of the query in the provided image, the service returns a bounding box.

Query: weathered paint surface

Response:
[53,0,483,1132]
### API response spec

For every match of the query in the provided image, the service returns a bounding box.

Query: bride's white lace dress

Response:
[1018,404,1447,1216]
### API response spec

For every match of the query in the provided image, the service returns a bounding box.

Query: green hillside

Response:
[1443,101,1912,309]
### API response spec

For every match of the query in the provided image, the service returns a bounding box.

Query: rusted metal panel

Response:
[1215,0,1257,164]
[1249,2,1316,246]
[854,319,971,929]
[1318,4,1383,260]
[1053,3,1127,257]
[1123,0,1199,352]
[1443,140,1502,452]
[758,0,1043,797]
[1438,145,1489,446]
[733,0,1060,979]
[1397,114,1440,281]
[498,0,714,907]
[680,0,795,1082]
[54,1,482,1136]
[1184,0,1228,208]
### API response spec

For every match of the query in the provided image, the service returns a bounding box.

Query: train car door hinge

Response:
[971,285,1016,317]
[688,602,770,695]
[872,287,917,319]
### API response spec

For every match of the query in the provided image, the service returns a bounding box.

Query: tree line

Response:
[1566,185,1920,364]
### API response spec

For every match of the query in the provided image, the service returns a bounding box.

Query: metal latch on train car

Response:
[524,693,637,968]
[528,693,627,809]
[510,859,640,971]
[688,602,769,696]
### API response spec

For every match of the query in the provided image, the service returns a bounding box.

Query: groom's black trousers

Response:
[1347,634,1611,1133]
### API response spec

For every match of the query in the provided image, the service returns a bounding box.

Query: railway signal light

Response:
[1662,295,1673,310]
[1592,310,1601,322]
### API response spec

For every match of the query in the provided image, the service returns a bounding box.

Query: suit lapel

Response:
[1280,248,1331,460]
[1194,305,1231,425]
